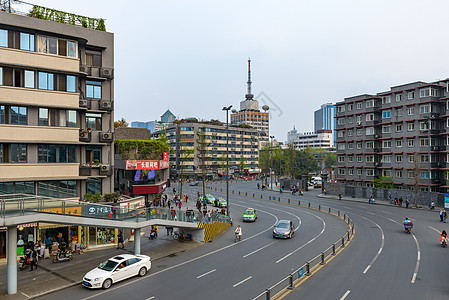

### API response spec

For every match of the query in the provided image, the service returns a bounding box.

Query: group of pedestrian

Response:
[440,209,448,223]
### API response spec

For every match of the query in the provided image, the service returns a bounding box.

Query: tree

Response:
[114,118,128,128]
[373,176,395,189]
[239,154,245,175]
[284,143,296,178]
[259,144,270,185]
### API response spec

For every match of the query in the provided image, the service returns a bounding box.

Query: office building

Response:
[131,121,157,132]
[335,79,449,192]
[287,128,334,151]
[131,109,176,133]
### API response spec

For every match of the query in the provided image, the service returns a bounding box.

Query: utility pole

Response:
[223,105,232,218]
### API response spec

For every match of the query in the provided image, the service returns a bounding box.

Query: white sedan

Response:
[82,254,151,289]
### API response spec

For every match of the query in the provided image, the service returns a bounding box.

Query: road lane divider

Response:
[243,242,276,258]
[196,269,216,279]
[359,216,384,275]
[340,290,351,300]
[233,276,252,288]
[411,233,421,284]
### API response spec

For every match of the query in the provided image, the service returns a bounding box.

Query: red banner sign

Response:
[125,160,170,170]
[163,152,168,161]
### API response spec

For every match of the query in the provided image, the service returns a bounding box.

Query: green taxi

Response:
[214,197,227,208]
[243,208,257,222]
[205,194,216,204]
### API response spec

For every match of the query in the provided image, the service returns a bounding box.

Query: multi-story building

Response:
[130,120,157,132]
[287,128,334,151]
[131,109,176,133]
[0,7,114,251]
[335,80,449,192]
[164,120,260,178]
[231,59,269,144]
[314,103,336,132]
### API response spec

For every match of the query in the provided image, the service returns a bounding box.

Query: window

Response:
[382,141,391,148]
[366,142,374,149]
[356,169,362,176]
[337,118,345,125]
[337,106,345,113]
[39,108,48,126]
[0,29,7,47]
[356,102,362,109]
[382,96,391,104]
[10,106,27,125]
[356,115,362,123]
[396,108,402,117]
[59,145,76,163]
[38,108,57,126]
[382,110,391,118]
[24,70,34,88]
[366,100,375,108]
[0,105,4,124]
[382,170,392,177]
[86,49,102,67]
[408,155,415,162]
[420,138,429,147]
[419,88,438,98]
[86,178,102,195]
[66,110,77,127]
[337,130,344,138]
[338,156,345,163]
[348,104,353,111]
[38,72,54,90]
[348,156,354,162]
[420,155,428,163]
[366,113,374,121]
[357,155,362,162]
[348,116,354,124]
[396,94,402,102]
[366,169,374,176]
[67,41,77,58]
[382,126,391,133]
[420,121,429,131]
[407,122,415,131]
[337,143,345,150]
[86,146,102,164]
[348,143,354,149]
[86,81,101,98]
[396,140,402,147]
[20,33,34,51]
[407,91,415,100]
[347,130,353,137]
[67,75,76,93]
[348,168,353,175]
[356,129,362,136]
[396,124,402,132]
[38,36,57,54]
[357,142,363,149]
[408,170,414,178]
[396,155,402,163]
[420,104,430,114]
[382,155,391,163]
[0,66,2,85]
[38,180,77,198]
[366,127,374,135]
[338,168,345,175]
[396,170,402,178]
[408,107,414,115]
[366,155,374,162]
[408,139,414,147]
[38,144,57,163]
[86,113,102,130]
[10,144,27,163]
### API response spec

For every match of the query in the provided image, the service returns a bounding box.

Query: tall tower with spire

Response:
[231,59,269,146]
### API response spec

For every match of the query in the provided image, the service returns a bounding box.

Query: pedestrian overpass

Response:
[1,194,231,294]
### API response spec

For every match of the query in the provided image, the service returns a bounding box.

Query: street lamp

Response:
[270,135,275,190]
[222,105,232,218]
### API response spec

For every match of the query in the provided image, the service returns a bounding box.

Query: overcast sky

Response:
[27,0,449,141]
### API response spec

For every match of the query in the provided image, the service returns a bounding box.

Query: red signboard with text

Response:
[163,152,168,161]
[125,160,169,170]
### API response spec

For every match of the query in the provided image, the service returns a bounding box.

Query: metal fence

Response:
[204,185,355,300]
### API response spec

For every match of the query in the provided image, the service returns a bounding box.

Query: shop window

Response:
[86,81,101,99]
[86,178,102,195]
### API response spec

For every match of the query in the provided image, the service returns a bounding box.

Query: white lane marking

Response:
[145,297,155,300]
[411,233,421,284]
[275,212,326,264]
[20,292,31,299]
[340,290,351,300]
[387,218,399,224]
[233,276,252,287]
[80,207,278,300]
[243,242,276,258]
[360,216,384,274]
[429,225,441,233]
[382,210,392,214]
[366,211,376,215]
[196,269,216,279]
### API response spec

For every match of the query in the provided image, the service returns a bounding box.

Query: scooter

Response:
[149,230,157,240]
[52,249,73,263]
[18,256,30,271]
[441,236,448,247]
[403,222,413,234]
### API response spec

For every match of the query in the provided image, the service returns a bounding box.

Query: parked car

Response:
[82,254,151,289]
[273,220,295,239]
[243,208,257,222]
[189,181,199,186]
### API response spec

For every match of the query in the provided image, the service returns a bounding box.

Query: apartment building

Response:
[0,10,114,199]
[164,121,260,178]
[335,80,449,192]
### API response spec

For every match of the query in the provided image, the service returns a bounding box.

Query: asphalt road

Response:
[38,181,349,300]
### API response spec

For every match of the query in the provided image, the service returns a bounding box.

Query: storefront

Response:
[88,227,117,247]
[17,223,37,256]
[0,229,6,259]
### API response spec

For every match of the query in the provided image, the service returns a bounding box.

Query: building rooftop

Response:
[115,128,151,140]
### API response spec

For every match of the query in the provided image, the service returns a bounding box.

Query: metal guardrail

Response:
[0,194,230,225]
[204,185,355,300]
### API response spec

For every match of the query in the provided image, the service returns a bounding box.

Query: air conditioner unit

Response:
[100,100,113,111]
[103,132,113,140]
[375,162,380,166]
[79,131,88,138]
[79,65,88,73]
[100,67,114,79]
[79,100,88,107]
[431,146,439,151]
[100,165,110,172]
[357,121,362,125]
[374,135,379,139]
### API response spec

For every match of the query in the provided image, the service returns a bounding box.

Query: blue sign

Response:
[445,194,449,209]
[298,267,304,279]
[273,196,276,201]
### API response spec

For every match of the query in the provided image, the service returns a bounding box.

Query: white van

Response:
[311,177,322,186]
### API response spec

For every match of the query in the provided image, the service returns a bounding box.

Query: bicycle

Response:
[234,233,242,243]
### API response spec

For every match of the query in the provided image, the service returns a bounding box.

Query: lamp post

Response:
[270,135,275,190]
[223,105,232,218]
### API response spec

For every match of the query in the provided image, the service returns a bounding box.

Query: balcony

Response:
[0,47,79,73]
[79,165,100,176]
[0,86,79,108]
[0,163,79,181]
[0,125,79,143]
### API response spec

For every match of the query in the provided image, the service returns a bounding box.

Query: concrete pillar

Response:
[321,173,328,192]
[134,228,141,255]
[7,226,17,294]
[301,174,308,191]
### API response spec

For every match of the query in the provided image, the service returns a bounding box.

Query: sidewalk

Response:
[0,228,201,300]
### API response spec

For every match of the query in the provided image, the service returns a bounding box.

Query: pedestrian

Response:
[444,209,448,224]
[171,208,176,220]
[431,201,435,210]
[29,248,37,271]
[178,200,182,210]
[185,195,188,203]
[399,197,403,207]
[388,195,392,204]
[405,198,409,209]
[257,183,260,189]
[339,194,342,201]
[166,226,173,235]
[440,209,444,222]
[117,231,124,249]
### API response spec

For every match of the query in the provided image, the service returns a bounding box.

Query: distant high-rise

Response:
[314,103,335,132]
[231,59,269,143]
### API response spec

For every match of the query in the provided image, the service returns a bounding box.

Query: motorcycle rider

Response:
[441,230,448,246]
[235,225,242,240]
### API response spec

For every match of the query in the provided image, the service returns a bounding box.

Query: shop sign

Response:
[84,205,112,218]
[163,152,168,161]
[0,223,37,230]
[120,198,145,210]
[42,206,82,215]
[125,160,170,170]
[445,194,449,209]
